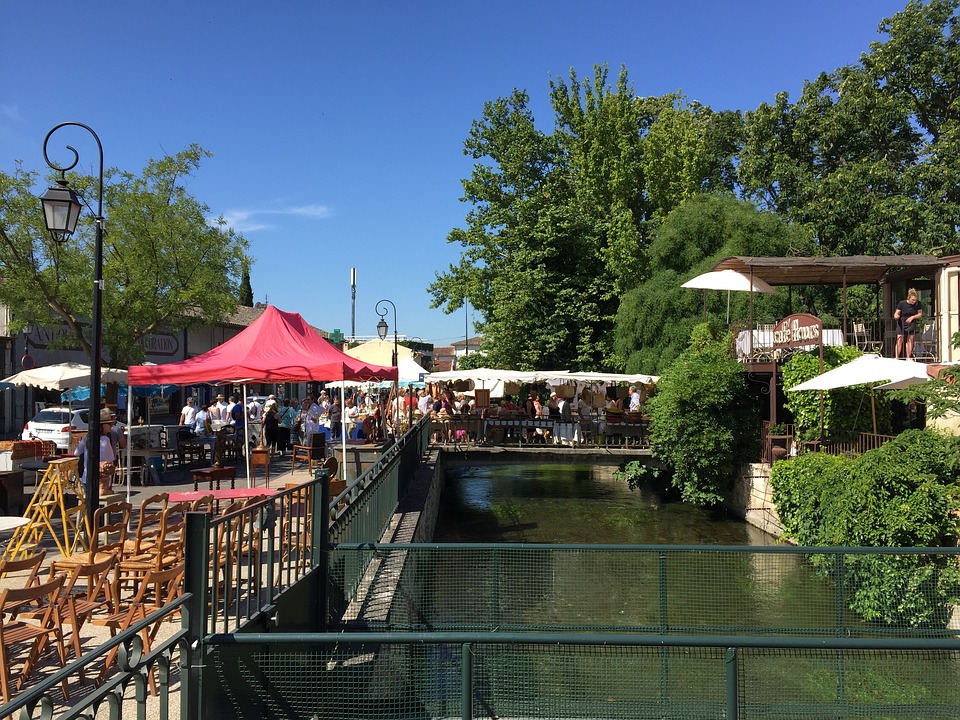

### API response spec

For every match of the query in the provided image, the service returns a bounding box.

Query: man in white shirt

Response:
[247,397,264,422]
[628,386,641,412]
[179,397,198,427]
[212,394,228,422]
[225,396,238,426]
[418,389,432,414]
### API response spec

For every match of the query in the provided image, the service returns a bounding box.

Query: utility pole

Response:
[350,267,357,341]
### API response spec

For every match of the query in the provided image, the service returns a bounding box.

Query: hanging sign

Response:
[773,313,823,350]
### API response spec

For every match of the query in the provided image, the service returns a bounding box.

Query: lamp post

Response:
[40,122,104,542]
[375,299,399,432]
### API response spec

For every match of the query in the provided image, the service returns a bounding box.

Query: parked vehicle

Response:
[22,407,126,451]
[22,407,90,451]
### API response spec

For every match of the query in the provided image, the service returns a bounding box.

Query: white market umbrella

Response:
[788,354,932,434]
[681,270,776,324]
[788,355,931,393]
[2,362,128,391]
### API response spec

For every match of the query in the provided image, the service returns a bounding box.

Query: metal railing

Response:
[329,544,960,638]
[205,631,960,719]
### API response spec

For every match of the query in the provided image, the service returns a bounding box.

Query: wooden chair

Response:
[95,563,184,695]
[190,494,215,513]
[0,574,69,702]
[122,493,169,558]
[0,551,48,622]
[0,549,46,585]
[292,432,325,474]
[51,500,131,573]
[54,553,118,684]
[115,501,186,601]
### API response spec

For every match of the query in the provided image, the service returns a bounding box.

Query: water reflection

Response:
[435,463,776,546]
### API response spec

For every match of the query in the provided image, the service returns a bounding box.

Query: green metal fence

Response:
[205,631,960,719]
[329,543,960,638]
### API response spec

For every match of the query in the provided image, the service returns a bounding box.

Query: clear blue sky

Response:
[1,0,909,346]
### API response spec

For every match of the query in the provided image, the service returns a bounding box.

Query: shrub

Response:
[647,324,758,506]
[770,429,960,626]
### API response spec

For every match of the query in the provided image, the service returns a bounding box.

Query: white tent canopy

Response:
[544,371,659,386]
[788,355,931,392]
[424,368,563,384]
[682,269,776,324]
[2,362,129,391]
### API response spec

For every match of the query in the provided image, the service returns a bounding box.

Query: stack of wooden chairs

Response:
[0,492,189,701]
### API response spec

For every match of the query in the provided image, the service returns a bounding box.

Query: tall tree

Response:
[0,145,250,366]
[431,66,743,370]
[614,194,811,373]
[739,0,960,256]
[239,262,254,306]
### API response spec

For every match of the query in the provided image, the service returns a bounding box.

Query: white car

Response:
[22,407,91,451]
[22,407,125,451]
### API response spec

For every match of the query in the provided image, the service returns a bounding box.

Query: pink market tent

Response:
[128,305,396,386]
[127,305,396,487]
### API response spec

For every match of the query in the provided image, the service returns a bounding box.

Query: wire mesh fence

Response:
[330,544,960,638]
[205,634,960,720]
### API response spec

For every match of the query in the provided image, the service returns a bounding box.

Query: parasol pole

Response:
[243,385,251,488]
[342,379,347,475]
[126,391,132,505]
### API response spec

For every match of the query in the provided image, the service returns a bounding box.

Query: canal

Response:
[422,462,960,714]
[434,462,771,545]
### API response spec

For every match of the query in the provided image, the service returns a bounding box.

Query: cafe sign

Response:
[773,313,823,350]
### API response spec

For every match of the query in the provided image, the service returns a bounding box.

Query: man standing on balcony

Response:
[894,288,923,359]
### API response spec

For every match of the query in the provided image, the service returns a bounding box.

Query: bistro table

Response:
[0,515,30,533]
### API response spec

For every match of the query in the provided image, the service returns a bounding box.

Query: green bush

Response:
[770,430,960,626]
[646,324,758,506]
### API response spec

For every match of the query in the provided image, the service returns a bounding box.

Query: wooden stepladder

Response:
[3,457,89,560]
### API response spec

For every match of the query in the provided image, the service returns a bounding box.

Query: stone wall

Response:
[725,462,786,539]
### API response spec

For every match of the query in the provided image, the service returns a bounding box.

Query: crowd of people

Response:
[170,381,652,455]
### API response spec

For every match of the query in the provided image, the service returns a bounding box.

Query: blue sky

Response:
[2,0,910,346]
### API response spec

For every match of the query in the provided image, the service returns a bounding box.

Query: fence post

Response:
[183,510,211,720]
[312,469,330,633]
[725,647,739,719]
[461,642,473,720]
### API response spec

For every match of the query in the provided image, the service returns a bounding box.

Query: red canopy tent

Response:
[127,305,396,487]
[128,305,396,386]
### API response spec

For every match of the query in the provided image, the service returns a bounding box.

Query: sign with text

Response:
[773,313,823,350]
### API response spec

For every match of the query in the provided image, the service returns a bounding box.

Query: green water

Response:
[434,463,771,545]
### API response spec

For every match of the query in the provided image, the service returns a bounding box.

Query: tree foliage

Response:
[0,146,250,366]
[430,66,742,371]
[646,324,759,505]
[615,194,811,373]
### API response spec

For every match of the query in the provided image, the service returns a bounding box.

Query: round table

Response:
[0,516,30,532]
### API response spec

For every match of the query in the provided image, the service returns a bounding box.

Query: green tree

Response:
[432,66,745,371]
[0,146,250,366]
[614,194,810,373]
[646,324,759,506]
[739,0,960,256]
[239,262,254,306]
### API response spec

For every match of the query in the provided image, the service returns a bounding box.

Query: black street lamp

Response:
[375,299,399,432]
[41,122,105,542]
